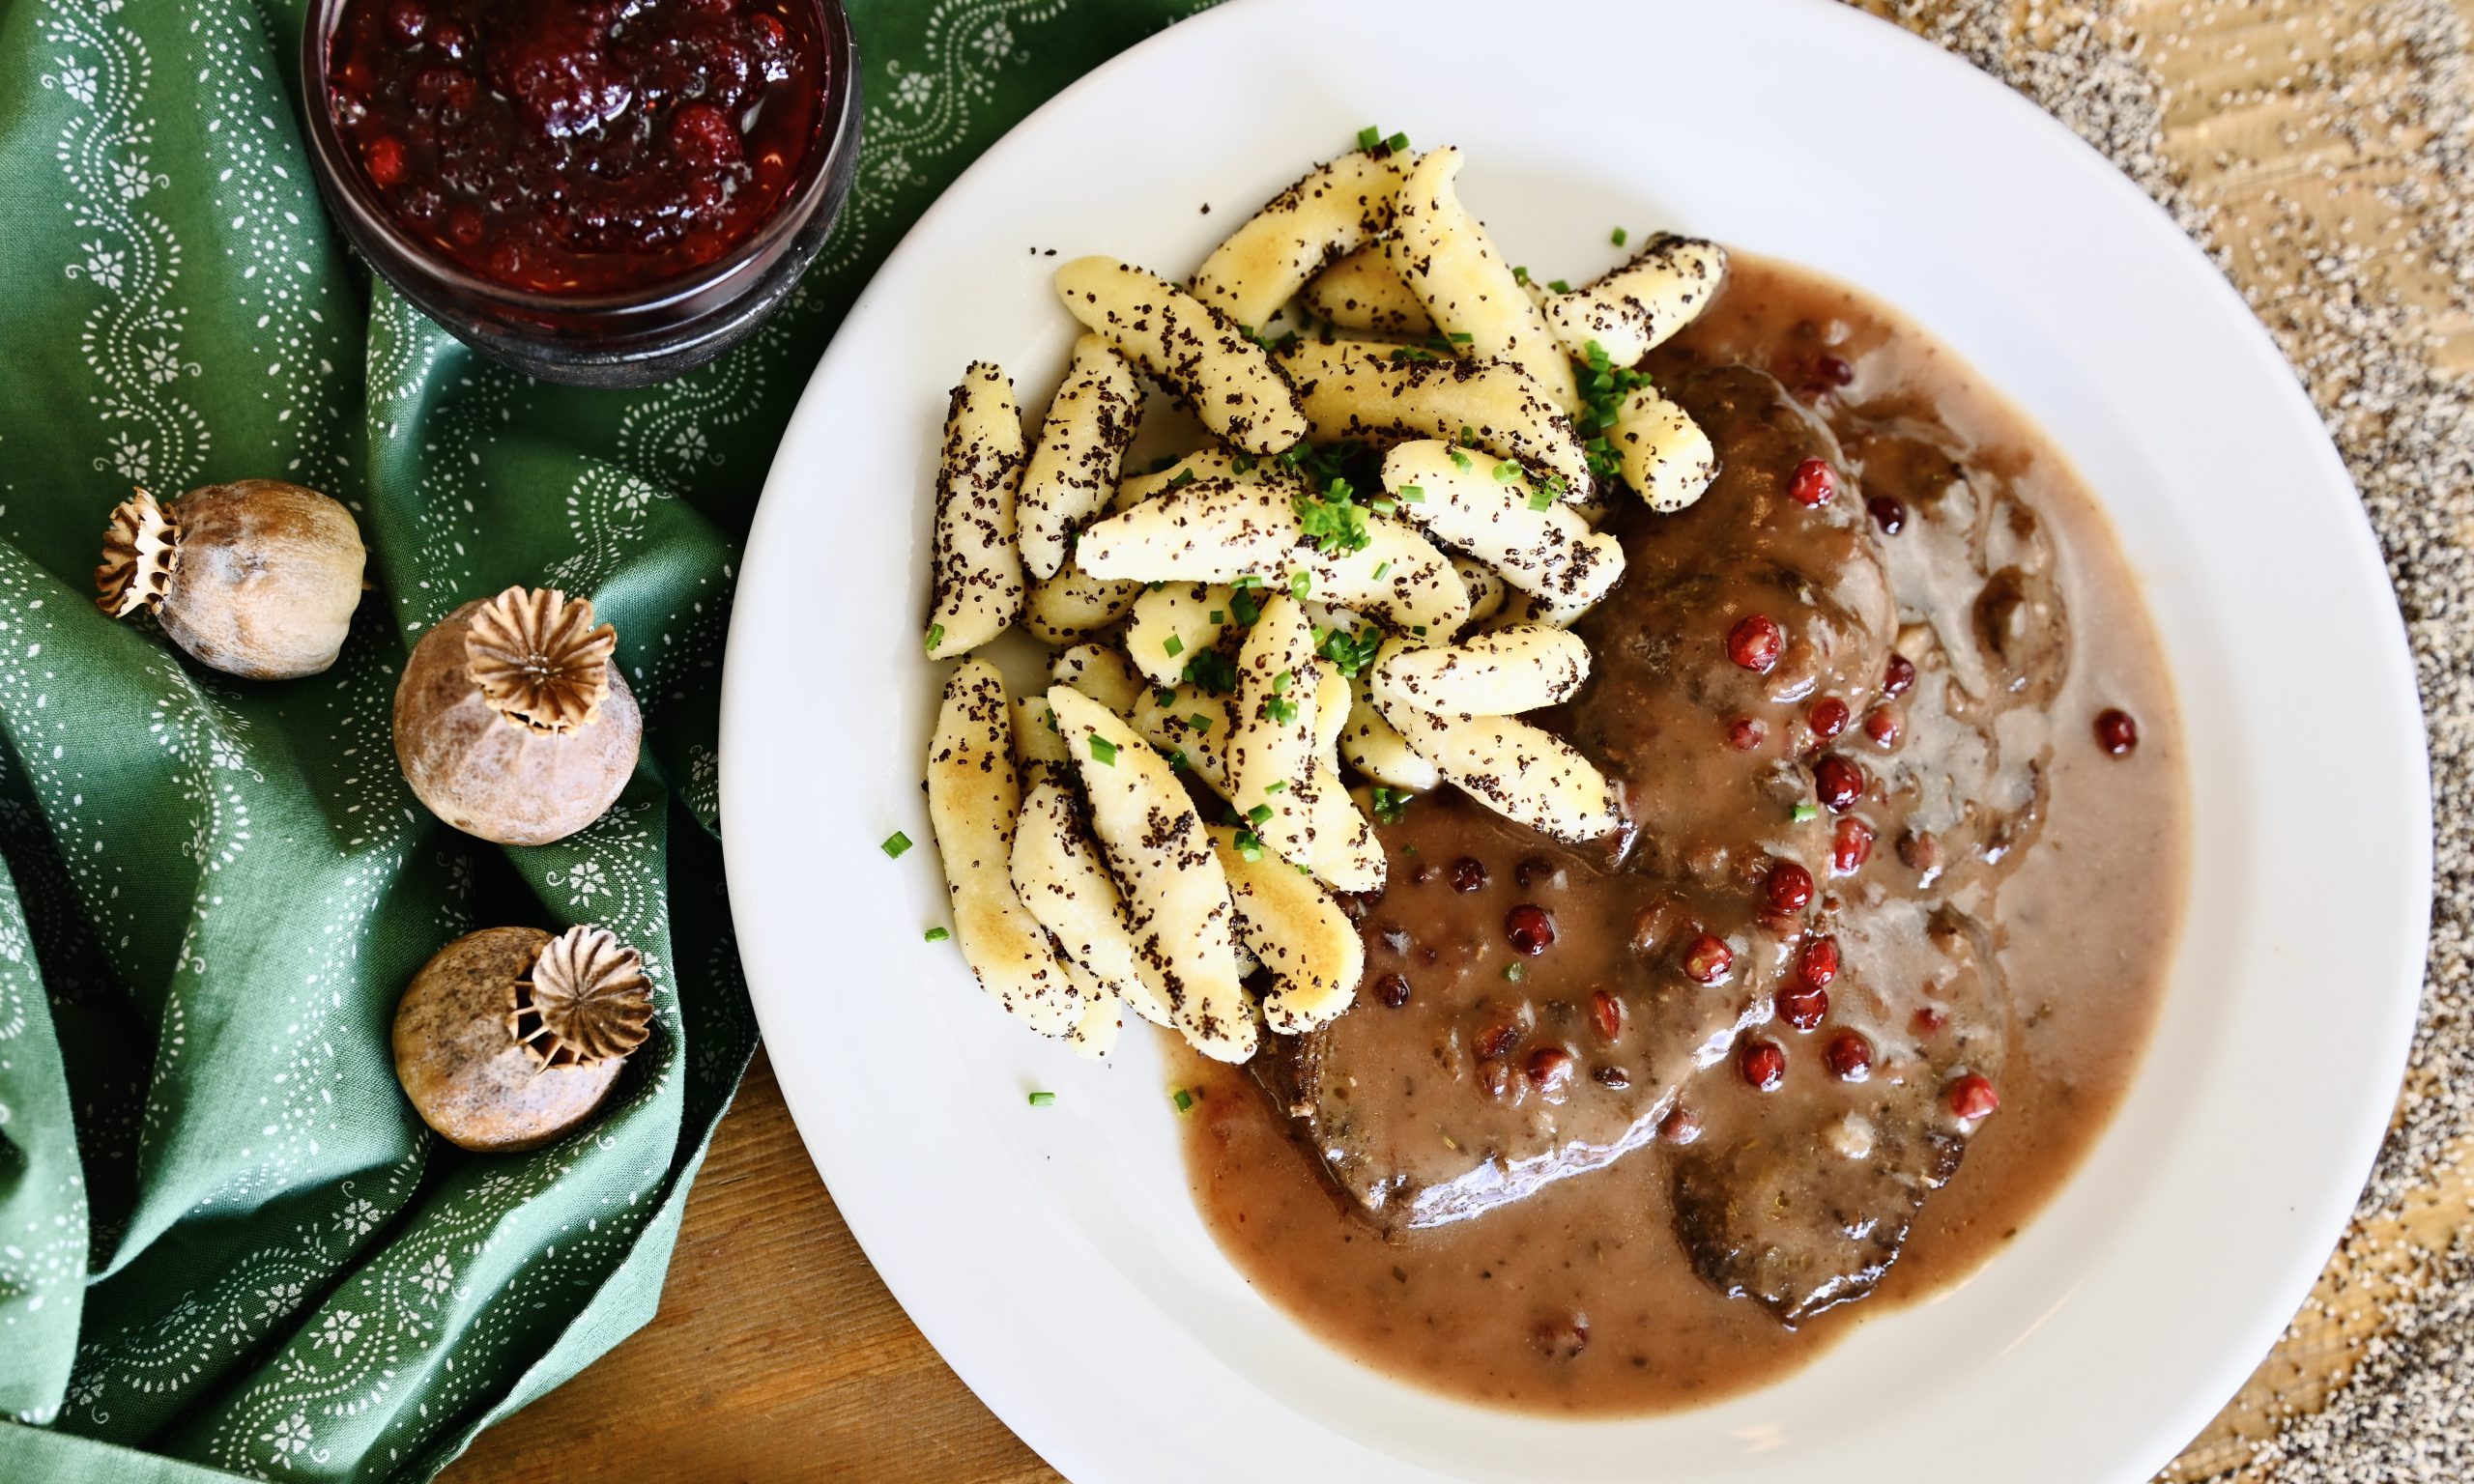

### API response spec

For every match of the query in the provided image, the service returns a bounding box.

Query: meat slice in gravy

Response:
[1670,902,2010,1324]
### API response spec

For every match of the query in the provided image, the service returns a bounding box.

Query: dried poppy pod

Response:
[393,585,642,845]
[96,481,366,678]
[392,924,655,1154]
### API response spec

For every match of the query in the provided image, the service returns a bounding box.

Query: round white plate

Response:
[720,1,2431,1478]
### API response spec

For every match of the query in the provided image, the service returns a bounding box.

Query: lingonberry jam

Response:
[325,0,831,297]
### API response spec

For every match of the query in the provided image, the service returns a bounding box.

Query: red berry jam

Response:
[1830,815,1877,875]
[1727,717,1766,751]
[325,0,831,296]
[1807,697,1851,740]
[1727,614,1783,672]
[1789,457,1837,507]
[1506,904,1555,956]
[1863,705,1902,748]
[1798,935,1839,990]
[1450,857,1488,894]
[1825,1029,1874,1082]
[1740,1038,1786,1091]
[2095,707,2140,756]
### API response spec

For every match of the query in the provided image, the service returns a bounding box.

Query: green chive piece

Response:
[1450,450,1473,471]
[1164,634,1186,657]
[1173,1088,1196,1113]
[1411,624,1427,637]
[1087,733,1118,765]
[1398,484,1425,502]
[925,624,945,655]
[1357,125,1381,150]
[1527,486,1554,511]
[1027,1091,1056,1107]
[1273,669,1292,695]
[1264,780,1286,795]
[1548,278,1572,295]
[1446,330,1474,345]
[1459,425,1479,446]
[1493,460,1520,482]
[1611,225,1628,247]
[1231,452,1255,473]
[1512,265,1530,285]
[1167,749,1191,772]
[1247,804,1274,826]
[1187,712,1213,732]
[880,831,913,859]
[1290,571,1311,601]
[1372,560,1392,579]
[1386,130,1409,153]
[1792,802,1821,823]
[924,927,950,943]
[1266,696,1298,726]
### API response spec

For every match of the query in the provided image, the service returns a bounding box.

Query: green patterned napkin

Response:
[0,0,1197,1477]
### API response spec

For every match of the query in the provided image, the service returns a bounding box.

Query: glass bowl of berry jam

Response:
[303,0,860,387]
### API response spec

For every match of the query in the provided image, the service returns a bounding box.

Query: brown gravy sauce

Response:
[1172,255,2189,1414]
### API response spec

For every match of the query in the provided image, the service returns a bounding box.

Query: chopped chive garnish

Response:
[1458,425,1479,447]
[1398,484,1425,502]
[1450,450,1473,471]
[1369,786,1410,824]
[1187,711,1214,732]
[1548,277,1571,295]
[1166,468,1196,488]
[1370,497,1396,516]
[1492,460,1520,482]
[1512,265,1530,285]
[1230,588,1263,627]
[1167,748,1191,772]
[1504,962,1528,983]
[1087,732,1118,765]
[1386,130,1409,152]
[1290,571,1311,600]
[881,831,913,859]
[924,926,950,943]
[1164,634,1186,657]
[1146,581,1165,591]
[1445,330,1474,345]
[1527,486,1554,511]
[1233,574,1262,588]
[1267,696,1299,726]
[1611,225,1627,247]
[1792,802,1821,823]
[1357,125,1381,150]
[1273,669,1292,695]
[925,624,944,654]
[1184,648,1238,693]
[1231,452,1255,473]
[1264,780,1286,794]
[1173,1087,1196,1112]
[1372,560,1392,579]
[1247,804,1274,826]
[1153,686,1177,707]
[1208,609,1226,624]
[1411,624,1427,637]
[1235,835,1264,861]
[1028,1091,1056,1107]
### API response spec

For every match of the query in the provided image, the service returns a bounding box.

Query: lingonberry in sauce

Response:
[1727,717,1766,751]
[1740,1038,1787,1091]
[1868,495,1907,534]
[1814,754,1866,813]
[1815,353,1855,386]
[1864,705,1902,748]
[1789,457,1837,507]
[1798,935,1840,990]
[1825,1029,1875,1082]
[1808,697,1851,740]
[325,0,830,296]
[1474,1020,1523,1060]
[1913,1005,1947,1037]
[1533,1313,1591,1360]
[1883,652,1916,696]
[1525,1046,1575,1093]
[1593,1064,1631,1089]
[1376,973,1412,1009]
[1948,1073,2001,1122]
[1589,988,1624,1041]
[1506,904,1555,956]
[1658,1104,1702,1144]
[1764,859,1815,914]
[1774,984,1828,1031]
[1682,933,1735,984]
[2095,707,2140,756]
[1727,614,1783,672]
[1514,855,1563,890]
[1830,815,1877,874]
[1450,857,1488,894]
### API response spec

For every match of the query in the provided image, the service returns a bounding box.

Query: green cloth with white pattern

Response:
[0,0,1197,1476]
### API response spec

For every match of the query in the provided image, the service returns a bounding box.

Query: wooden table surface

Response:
[446,3,2470,1479]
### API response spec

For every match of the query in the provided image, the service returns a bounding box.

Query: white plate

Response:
[719,1,2431,1478]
